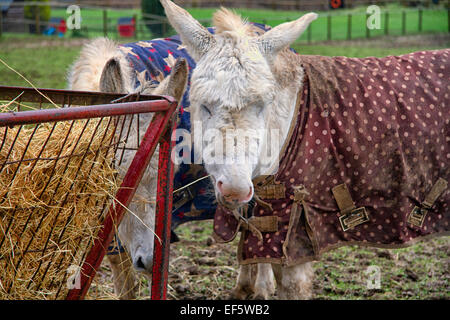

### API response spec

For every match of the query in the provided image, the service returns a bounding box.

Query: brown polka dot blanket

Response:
[213,49,450,265]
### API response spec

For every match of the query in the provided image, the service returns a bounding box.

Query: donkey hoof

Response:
[249,292,268,300]
[230,286,253,300]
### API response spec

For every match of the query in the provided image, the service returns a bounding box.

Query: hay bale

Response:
[0,117,120,299]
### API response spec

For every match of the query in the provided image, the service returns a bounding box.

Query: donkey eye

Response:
[201,104,212,116]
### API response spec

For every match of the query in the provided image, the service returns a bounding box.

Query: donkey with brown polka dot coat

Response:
[162,0,449,299]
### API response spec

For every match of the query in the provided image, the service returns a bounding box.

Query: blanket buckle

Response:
[339,207,370,232]
[408,206,428,228]
[408,178,447,228]
[172,186,194,212]
[332,183,370,232]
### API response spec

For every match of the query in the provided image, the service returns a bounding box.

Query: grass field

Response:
[8,3,448,42]
[1,35,448,89]
[0,34,449,300]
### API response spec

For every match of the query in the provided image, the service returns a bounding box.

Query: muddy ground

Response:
[89,221,449,300]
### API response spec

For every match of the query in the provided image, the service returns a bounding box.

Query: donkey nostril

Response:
[246,187,253,199]
[242,186,253,202]
[136,256,146,270]
[217,180,224,193]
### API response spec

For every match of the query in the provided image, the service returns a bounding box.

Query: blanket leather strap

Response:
[332,183,370,232]
[290,185,309,221]
[408,177,448,228]
[240,216,278,233]
[254,183,286,199]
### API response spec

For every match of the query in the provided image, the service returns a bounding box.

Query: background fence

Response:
[0,1,448,42]
[54,0,447,10]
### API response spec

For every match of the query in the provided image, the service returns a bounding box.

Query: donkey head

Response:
[100,55,188,101]
[162,0,317,210]
[100,55,188,273]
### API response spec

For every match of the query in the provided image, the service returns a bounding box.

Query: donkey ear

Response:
[167,58,189,102]
[160,0,215,60]
[99,58,125,93]
[257,13,318,58]
[154,58,189,103]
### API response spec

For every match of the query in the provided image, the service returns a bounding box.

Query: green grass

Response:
[42,4,449,42]
[168,221,449,300]
[1,40,447,90]
[0,46,80,89]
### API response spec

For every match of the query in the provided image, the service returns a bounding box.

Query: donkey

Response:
[68,29,279,299]
[161,0,449,300]
[161,0,318,299]
[68,37,189,298]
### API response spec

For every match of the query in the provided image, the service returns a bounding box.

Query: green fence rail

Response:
[0,4,448,42]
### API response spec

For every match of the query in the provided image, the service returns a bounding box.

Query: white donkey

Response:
[161,0,449,301]
[161,0,317,299]
[68,38,189,299]
[68,37,273,300]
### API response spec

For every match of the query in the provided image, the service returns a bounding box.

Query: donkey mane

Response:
[67,37,133,92]
[212,7,253,36]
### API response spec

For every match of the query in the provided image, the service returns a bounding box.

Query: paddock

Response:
[0,7,448,299]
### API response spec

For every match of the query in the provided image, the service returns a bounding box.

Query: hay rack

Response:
[0,86,176,300]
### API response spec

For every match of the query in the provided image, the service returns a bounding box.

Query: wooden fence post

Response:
[133,14,138,38]
[347,13,352,40]
[327,14,331,41]
[402,10,406,35]
[103,9,108,37]
[163,18,167,37]
[385,10,389,35]
[307,23,312,43]
[366,11,370,38]
[418,8,423,32]
[36,6,40,34]
[0,11,3,38]
[448,3,450,33]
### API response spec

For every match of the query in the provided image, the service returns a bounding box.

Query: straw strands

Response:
[0,116,120,299]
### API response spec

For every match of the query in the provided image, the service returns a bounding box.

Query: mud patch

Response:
[89,221,448,300]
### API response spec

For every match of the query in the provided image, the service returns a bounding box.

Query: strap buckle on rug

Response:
[237,196,278,237]
[233,208,264,241]
[332,183,370,232]
[172,185,195,212]
[240,216,278,233]
[171,175,212,213]
[408,178,447,228]
[254,183,286,200]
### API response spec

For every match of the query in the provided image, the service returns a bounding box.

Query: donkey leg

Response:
[231,264,256,299]
[107,251,137,299]
[272,262,314,300]
[251,263,276,300]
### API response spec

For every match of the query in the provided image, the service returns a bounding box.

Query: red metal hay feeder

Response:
[0,86,177,300]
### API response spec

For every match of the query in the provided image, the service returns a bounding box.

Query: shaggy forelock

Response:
[191,30,275,111]
[212,7,253,36]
